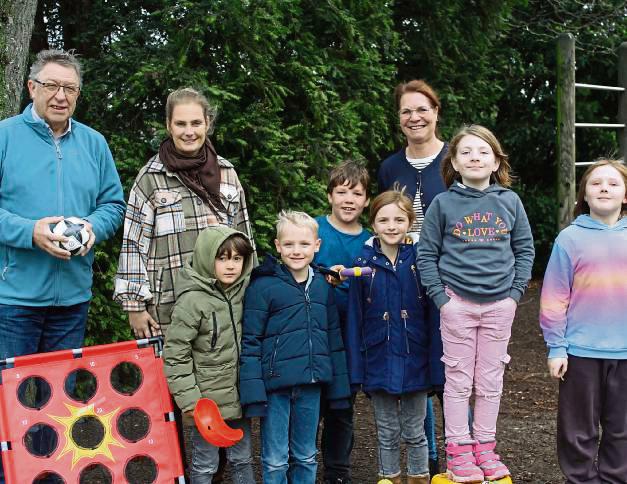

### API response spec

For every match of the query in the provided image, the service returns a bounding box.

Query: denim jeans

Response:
[439,288,515,443]
[424,397,437,461]
[190,418,254,484]
[371,390,429,477]
[261,385,321,484]
[0,302,89,360]
[0,302,89,484]
[320,393,355,481]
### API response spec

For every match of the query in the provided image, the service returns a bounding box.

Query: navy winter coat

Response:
[239,256,350,415]
[346,237,444,394]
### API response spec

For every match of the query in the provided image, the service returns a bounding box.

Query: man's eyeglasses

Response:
[398,106,433,118]
[33,79,80,97]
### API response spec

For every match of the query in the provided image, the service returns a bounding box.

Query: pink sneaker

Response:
[445,440,484,483]
[473,440,510,481]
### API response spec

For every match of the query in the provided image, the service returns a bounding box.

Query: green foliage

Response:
[30,0,627,341]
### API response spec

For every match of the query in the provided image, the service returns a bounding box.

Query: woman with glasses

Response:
[376,79,447,477]
[114,87,255,339]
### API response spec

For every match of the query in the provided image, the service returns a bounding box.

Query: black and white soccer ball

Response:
[50,217,90,255]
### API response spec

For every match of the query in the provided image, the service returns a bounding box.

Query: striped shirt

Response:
[406,152,437,234]
[114,153,255,332]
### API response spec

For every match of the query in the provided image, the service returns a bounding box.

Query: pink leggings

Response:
[440,287,516,443]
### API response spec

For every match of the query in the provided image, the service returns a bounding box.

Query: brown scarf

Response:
[159,137,224,210]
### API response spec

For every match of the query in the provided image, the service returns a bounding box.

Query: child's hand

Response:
[547,357,568,380]
[326,265,347,286]
[185,410,194,419]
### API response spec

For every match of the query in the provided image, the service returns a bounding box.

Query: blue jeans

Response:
[0,302,89,360]
[190,418,254,483]
[0,302,89,484]
[261,385,321,484]
[371,390,429,477]
[425,397,437,461]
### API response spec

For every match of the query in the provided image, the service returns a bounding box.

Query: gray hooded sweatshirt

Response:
[417,182,535,308]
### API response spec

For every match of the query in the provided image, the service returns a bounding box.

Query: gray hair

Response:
[166,88,218,135]
[29,49,82,87]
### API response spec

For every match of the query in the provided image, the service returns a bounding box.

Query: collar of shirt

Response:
[31,106,72,139]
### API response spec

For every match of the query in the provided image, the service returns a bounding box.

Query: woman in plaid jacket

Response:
[114,87,255,338]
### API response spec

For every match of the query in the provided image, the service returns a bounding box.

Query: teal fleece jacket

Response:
[0,104,125,306]
[418,182,534,308]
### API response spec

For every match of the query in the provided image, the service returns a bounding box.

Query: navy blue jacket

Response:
[377,144,448,211]
[239,256,350,415]
[346,237,444,394]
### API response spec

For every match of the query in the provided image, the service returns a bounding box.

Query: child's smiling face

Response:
[584,164,627,224]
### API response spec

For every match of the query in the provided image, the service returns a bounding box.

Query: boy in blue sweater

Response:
[239,210,351,484]
[314,160,371,484]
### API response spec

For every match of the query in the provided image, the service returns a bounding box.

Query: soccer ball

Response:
[50,217,90,255]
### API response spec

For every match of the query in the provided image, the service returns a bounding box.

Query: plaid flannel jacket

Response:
[113,153,255,332]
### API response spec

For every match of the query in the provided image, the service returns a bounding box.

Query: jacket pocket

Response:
[153,190,186,236]
[220,185,240,225]
[362,324,387,350]
[269,336,280,378]
[211,313,219,349]
[0,246,9,280]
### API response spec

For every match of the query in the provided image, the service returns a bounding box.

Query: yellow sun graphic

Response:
[49,402,125,469]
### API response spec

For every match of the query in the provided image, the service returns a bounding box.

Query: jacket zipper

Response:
[52,132,63,305]
[305,288,315,383]
[383,311,390,341]
[411,264,423,299]
[367,268,377,303]
[269,336,280,378]
[226,298,242,397]
[401,309,410,354]
[211,312,218,349]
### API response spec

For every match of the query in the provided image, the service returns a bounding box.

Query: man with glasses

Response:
[0,50,125,479]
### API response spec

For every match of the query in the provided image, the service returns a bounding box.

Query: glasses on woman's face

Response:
[398,106,433,119]
[33,79,80,97]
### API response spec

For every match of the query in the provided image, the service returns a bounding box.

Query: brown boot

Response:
[407,474,430,484]
[377,475,402,484]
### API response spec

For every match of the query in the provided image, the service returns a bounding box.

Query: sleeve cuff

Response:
[548,347,568,359]
[122,301,147,312]
[509,287,523,302]
[433,292,450,309]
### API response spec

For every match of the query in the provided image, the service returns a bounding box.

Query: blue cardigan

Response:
[239,256,350,416]
[346,237,444,394]
[377,144,448,209]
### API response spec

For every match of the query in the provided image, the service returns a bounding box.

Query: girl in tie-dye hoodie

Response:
[540,158,627,482]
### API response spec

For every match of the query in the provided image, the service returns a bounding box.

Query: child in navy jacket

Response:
[346,189,443,484]
[239,210,350,484]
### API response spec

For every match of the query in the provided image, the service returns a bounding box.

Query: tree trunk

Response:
[0,0,38,120]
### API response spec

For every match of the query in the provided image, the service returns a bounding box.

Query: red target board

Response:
[0,340,184,483]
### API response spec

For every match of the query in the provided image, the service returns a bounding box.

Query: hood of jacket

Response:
[571,214,627,231]
[448,182,510,198]
[175,226,253,299]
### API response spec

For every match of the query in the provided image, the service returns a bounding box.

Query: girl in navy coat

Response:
[346,189,443,484]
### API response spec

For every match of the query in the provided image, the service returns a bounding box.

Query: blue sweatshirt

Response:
[314,215,371,321]
[0,104,125,306]
[540,215,627,360]
[418,183,535,308]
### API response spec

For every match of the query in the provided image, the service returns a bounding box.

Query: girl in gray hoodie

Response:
[418,125,534,482]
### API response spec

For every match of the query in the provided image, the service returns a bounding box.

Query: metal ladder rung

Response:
[575,123,625,128]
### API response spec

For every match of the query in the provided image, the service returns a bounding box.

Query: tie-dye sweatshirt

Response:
[540,215,627,359]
